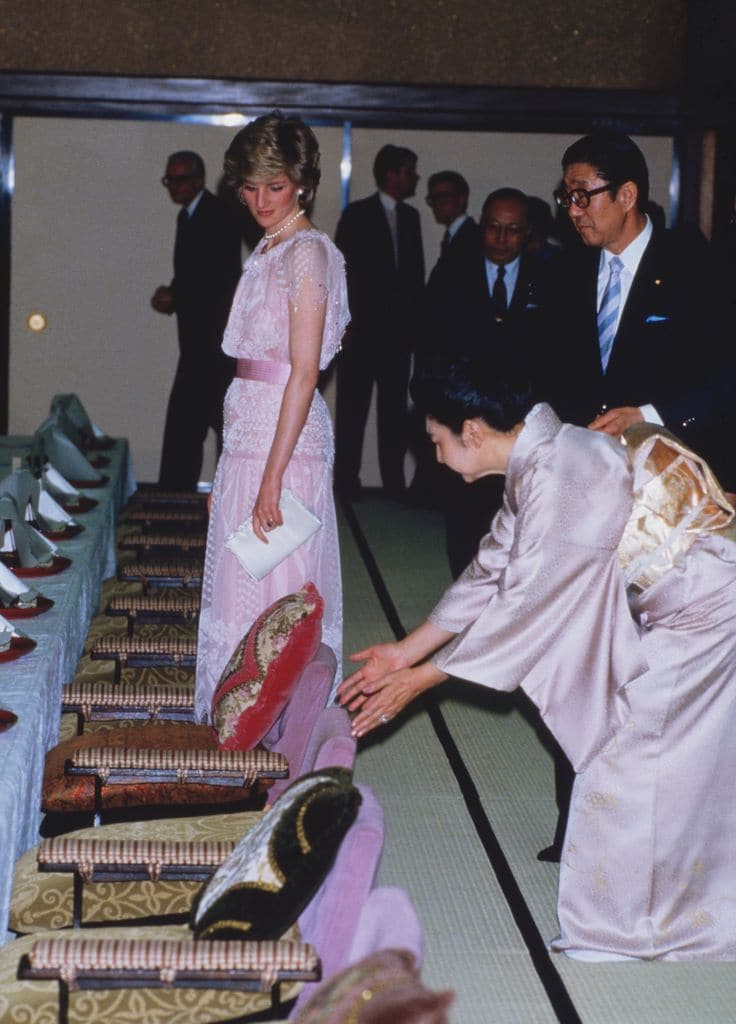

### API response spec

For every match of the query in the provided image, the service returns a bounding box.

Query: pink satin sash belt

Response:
[235,359,291,385]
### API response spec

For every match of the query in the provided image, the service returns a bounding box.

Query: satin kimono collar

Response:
[504,402,563,493]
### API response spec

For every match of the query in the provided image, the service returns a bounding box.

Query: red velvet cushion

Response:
[212,583,323,751]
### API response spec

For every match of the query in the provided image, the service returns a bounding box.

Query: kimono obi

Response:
[617,424,734,594]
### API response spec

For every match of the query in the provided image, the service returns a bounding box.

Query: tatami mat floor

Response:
[341,494,736,1024]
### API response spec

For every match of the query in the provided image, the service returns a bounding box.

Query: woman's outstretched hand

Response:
[339,642,408,706]
[338,648,447,739]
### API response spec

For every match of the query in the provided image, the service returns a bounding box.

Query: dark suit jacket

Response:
[427,216,481,288]
[335,192,425,349]
[551,229,736,486]
[422,248,559,398]
[171,189,242,365]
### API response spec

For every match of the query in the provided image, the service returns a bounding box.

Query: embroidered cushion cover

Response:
[211,583,323,750]
[292,949,455,1023]
[191,768,361,941]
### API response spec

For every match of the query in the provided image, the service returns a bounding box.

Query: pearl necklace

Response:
[264,207,305,240]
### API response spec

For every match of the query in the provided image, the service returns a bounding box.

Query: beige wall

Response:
[9,117,344,481]
[9,117,673,484]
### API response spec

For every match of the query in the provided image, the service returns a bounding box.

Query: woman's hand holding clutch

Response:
[252,472,283,542]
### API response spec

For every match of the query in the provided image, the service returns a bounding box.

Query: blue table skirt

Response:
[0,439,135,943]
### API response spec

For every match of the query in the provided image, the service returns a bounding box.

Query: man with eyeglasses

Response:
[151,150,241,490]
[538,129,736,864]
[425,171,480,279]
[423,187,557,576]
[551,129,735,489]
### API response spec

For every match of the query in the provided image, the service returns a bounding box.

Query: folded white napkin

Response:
[42,464,81,499]
[38,488,76,526]
[1,524,58,556]
[0,561,32,599]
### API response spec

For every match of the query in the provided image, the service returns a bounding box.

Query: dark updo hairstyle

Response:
[224,110,321,207]
[411,353,535,435]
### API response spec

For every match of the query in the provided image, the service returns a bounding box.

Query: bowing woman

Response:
[339,355,736,961]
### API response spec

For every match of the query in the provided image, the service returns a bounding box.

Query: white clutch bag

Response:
[225,489,322,581]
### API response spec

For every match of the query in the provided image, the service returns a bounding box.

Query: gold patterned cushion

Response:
[10,812,261,934]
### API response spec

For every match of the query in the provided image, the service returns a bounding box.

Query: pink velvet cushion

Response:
[211,583,323,750]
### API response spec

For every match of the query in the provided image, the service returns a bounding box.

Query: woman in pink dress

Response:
[195,113,349,722]
[340,355,736,961]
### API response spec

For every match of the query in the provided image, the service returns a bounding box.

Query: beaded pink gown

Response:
[195,230,349,722]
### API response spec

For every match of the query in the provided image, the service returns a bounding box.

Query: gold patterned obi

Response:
[617,424,735,594]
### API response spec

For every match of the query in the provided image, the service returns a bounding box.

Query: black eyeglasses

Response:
[553,184,614,209]
[161,174,197,186]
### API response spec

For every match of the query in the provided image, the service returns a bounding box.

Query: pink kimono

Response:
[430,402,736,960]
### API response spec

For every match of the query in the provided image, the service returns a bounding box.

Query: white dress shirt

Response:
[597,216,661,424]
[378,189,399,265]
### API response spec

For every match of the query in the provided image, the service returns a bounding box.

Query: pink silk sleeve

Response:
[429,424,649,770]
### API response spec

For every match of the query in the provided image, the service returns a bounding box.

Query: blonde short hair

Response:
[224,111,321,206]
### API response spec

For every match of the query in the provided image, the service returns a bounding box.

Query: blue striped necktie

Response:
[597,255,623,372]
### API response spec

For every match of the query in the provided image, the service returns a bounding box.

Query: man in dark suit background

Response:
[151,150,241,490]
[334,144,425,501]
[408,171,481,507]
[425,170,480,280]
[538,129,736,862]
[553,129,735,488]
[425,187,557,577]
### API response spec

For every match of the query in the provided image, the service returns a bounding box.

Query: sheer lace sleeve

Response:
[284,234,329,308]
[280,233,348,368]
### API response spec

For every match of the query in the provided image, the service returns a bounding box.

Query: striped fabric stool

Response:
[118,533,206,556]
[105,592,201,635]
[89,635,197,683]
[19,937,319,1024]
[118,560,203,590]
[37,836,235,926]
[62,681,195,732]
[123,508,208,530]
[64,747,288,825]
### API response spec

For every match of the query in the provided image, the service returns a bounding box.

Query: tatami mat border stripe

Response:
[339,495,582,1024]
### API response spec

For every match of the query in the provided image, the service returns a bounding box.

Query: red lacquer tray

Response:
[1,595,54,618]
[0,636,36,664]
[67,475,109,489]
[0,707,18,730]
[1,555,72,577]
[60,496,98,515]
